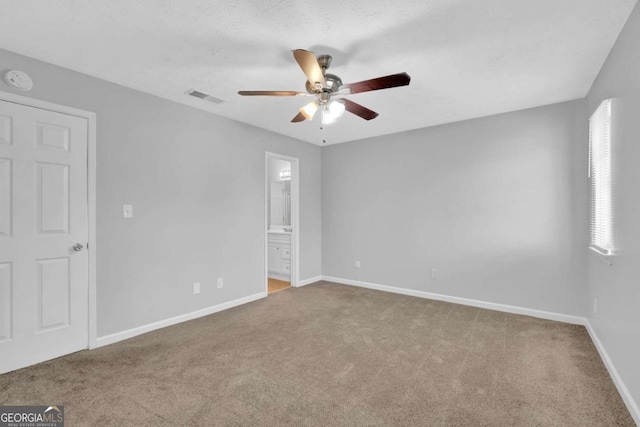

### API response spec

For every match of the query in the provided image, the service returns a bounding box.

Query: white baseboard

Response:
[584,320,640,426]
[93,291,267,349]
[321,276,584,325]
[297,275,322,287]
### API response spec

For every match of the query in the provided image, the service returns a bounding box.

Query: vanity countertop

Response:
[268,229,292,235]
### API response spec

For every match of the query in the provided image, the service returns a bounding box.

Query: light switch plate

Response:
[123,204,133,219]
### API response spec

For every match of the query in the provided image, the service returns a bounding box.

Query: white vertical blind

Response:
[588,99,613,256]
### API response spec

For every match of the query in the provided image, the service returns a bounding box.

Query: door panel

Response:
[36,257,70,331]
[0,100,88,374]
[37,122,70,152]
[36,162,69,234]
[0,262,11,342]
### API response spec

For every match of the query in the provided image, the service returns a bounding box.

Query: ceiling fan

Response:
[238,49,411,125]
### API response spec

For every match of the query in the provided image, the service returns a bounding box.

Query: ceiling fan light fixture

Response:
[300,101,319,120]
[279,170,291,180]
[329,99,345,117]
[321,100,345,125]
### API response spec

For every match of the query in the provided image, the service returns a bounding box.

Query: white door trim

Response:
[265,152,300,291]
[0,90,98,349]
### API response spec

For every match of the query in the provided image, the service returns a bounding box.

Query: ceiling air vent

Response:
[185,89,226,104]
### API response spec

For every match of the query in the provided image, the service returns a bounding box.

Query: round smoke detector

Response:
[4,70,33,91]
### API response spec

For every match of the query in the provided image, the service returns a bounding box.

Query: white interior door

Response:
[0,100,88,374]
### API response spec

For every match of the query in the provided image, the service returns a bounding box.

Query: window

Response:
[588,99,613,256]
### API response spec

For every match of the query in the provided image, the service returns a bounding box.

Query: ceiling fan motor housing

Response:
[304,54,342,95]
[306,73,342,94]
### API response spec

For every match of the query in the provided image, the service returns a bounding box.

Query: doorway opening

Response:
[265,153,299,295]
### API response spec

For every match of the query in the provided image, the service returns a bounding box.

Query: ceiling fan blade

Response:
[238,90,309,96]
[343,98,379,120]
[291,112,306,123]
[343,72,411,94]
[293,49,326,89]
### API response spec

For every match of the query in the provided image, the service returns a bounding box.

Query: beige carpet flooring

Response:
[0,281,634,426]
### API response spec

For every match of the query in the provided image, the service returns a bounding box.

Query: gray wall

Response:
[586,0,640,410]
[0,49,322,337]
[322,100,588,316]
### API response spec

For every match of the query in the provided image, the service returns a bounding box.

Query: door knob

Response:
[72,243,84,252]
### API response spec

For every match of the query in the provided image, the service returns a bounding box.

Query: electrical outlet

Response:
[123,204,133,219]
[593,298,598,314]
[217,277,224,289]
[355,261,361,269]
[430,269,438,280]
[193,282,200,295]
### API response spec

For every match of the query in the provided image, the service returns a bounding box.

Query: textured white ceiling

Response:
[0,0,637,145]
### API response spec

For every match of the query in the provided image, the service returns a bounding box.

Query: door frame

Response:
[0,90,98,349]
[265,152,299,292]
